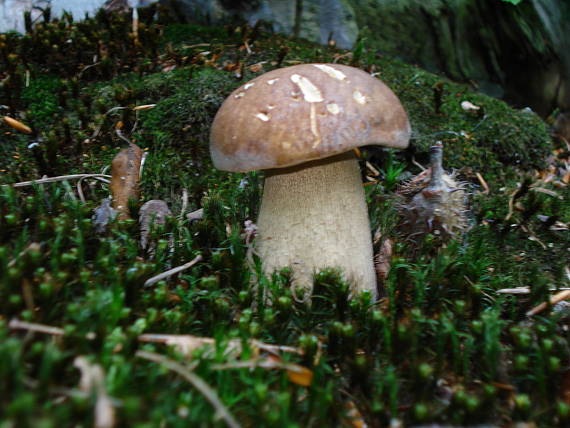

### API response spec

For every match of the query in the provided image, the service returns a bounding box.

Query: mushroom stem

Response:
[256,152,377,299]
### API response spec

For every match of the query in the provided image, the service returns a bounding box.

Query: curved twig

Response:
[144,255,203,287]
[4,174,111,188]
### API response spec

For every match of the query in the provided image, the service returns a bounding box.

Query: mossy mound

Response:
[1,5,569,428]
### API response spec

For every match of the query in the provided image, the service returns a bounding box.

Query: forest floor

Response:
[1,4,569,427]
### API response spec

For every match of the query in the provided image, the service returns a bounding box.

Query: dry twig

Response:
[138,333,301,357]
[9,319,64,336]
[180,188,188,219]
[3,174,111,188]
[144,255,203,287]
[476,172,490,194]
[526,290,570,316]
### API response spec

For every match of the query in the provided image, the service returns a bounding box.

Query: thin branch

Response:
[210,359,304,373]
[144,255,203,287]
[7,243,41,268]
[77,62,101,79]
[138,334,302,356]
[139,152,147,180]
[76,175,108,203]
[77,178,87,203]
[411,157,426,171]
[180,188,189,219]
[115,129,132,145]
[250,339,303,355]
[136,350,242,428]
[476,172,490,194]
[3,174,111,188]
[9,319,64,336]
[526,289,570,317]
[91,106,127,139]
[497,287,570,295]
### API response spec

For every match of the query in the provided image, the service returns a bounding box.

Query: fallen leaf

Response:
[286,364,314,387]
[133,104,156,111]
[110,143,143,219]
[3,116,32,134]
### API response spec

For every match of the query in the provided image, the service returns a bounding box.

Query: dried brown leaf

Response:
[110,143,143,219]
[3,116,32,134]
[133,104,156,111]
[286,364,314,387]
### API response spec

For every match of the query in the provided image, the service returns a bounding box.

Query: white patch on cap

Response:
[267,105,275,110]
[234,92,245,98]
[267,78,279,85]
[353,90,366,104]
[256,113,270,121]
[290,74,323,103]
[313,64,346,80]
[310,104,321,148]
[281,141,291,149]
[244,82,255,90]
[326,103,340,115]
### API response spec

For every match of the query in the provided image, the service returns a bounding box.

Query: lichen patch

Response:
[290,74,323,103]
[312,64,347,80]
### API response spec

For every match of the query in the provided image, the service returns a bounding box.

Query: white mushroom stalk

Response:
[209,63,410,299]
[257,152,376,297]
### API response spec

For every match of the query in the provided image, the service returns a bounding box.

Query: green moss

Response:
[20,76,62,128]
[162,23,231,45]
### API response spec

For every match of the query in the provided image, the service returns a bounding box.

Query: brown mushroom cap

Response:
[210,63,410,172]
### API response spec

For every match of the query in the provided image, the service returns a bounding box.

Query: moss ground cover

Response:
[1,4,569,427]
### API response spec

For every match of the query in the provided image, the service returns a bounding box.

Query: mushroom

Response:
[209,63,410,299]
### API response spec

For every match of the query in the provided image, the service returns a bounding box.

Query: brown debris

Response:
[139,200,172,251]
[110,143,143,219]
